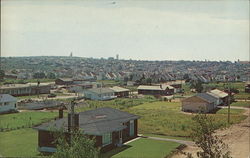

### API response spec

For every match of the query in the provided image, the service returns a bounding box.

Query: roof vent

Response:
[95,115,107,119]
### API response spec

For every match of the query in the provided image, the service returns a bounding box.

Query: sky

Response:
[1,0,249,61]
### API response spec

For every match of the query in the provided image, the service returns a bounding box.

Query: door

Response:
[129,120,134,136]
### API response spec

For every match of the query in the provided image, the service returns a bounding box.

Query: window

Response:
[102,133,112,146]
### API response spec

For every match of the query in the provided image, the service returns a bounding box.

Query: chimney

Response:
[68,113,79,132]
[59,109,63,119]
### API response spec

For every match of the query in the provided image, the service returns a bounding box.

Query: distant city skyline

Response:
[1,0,249,61]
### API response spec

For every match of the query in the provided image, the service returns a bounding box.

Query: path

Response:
[171,108,250,158]
[143,136,194,146]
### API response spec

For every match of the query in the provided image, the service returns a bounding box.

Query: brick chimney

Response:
[68,113,79,132]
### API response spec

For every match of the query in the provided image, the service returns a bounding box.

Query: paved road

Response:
[220,106,249,110]
[141,136,194,146]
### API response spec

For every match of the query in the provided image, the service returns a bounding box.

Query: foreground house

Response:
[0,94,18,113]
[181,93,218,113]
[34,107,140,153]
[0,83,51,96]
[109,86,130,98]
[83,88,116,100]
[137,85,174,96]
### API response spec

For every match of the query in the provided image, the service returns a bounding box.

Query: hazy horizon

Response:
[1,0,249,61]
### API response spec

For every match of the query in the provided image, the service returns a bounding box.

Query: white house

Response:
[0,94,18,113]
[83,88,116,101]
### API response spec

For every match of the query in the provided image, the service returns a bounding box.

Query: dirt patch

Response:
[171,109,250,158]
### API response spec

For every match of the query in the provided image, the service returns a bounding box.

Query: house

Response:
[55,78,73,85]
[67,82,101,93]
[0,94,18,113]
[83,88,116,100]
[181,93,218,113]
[0,83,52,96]
[209,89,229,105]
[34,107,140,153]
[137,85,174,96]
[245,82,250,93]
[163,80,184,93]
[110,86,129,98]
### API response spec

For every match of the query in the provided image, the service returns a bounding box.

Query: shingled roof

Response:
[0,94,17,103]
[34,107,140,135]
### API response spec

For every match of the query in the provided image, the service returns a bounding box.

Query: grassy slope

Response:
[126,101,246,137]
[230,101,250,108]
[0,111,57,131]
[101,138,180,158]
[0,128,41,157]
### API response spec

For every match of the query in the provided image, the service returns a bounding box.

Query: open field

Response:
[230,101,250,108]
[126,102,246,137]
[76,96,157,112]
[0,111,57,131]
[101,138,180,158]
[0,128,41,157]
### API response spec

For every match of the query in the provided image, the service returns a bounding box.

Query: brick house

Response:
[137,85,174,96]
[34,107,140,153]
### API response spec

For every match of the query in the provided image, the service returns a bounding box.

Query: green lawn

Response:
[101,138,180,158]
[0,111,58,131]
[0,128,41,157]
[76,96,157,112]
[126,101,246,137]
[230,101,250,108]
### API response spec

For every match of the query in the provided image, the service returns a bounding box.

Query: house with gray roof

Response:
[137,84,174,96]
[34,107,140,153]
[181,93,218,113]
[0,94,18,113]
[83,88,116,100]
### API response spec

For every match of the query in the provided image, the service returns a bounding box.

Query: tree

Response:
[190,80,203,93]
[51,129,99,158]
[48,72,56,79]
[33,72,46,79]
[0,70,5,79]
[185,114,231,158]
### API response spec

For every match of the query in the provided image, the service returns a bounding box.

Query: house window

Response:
[102,133,112,146]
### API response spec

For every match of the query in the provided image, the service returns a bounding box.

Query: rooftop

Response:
[34,107,140,135]
[109,86,129,92]
[210,89,228,98]
[0,94,17,103]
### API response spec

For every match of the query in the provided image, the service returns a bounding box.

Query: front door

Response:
[129,120,134,137]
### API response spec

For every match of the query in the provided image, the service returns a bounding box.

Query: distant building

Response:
[110,86,129,98]
[34,107,140,153]
[245,82,250,93]
[181,93,218,113]
[163,80,184,93]
[0,83,52,96]
[209,89,229,105]
[116,54,119,60]
[55,78,73,85]
[83,88,116,100]
[0,94,18,113]
[137,85,174,96]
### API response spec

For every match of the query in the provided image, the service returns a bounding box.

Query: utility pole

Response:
[227,80,231,124]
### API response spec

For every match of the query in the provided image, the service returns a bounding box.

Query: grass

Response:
[0,128,41,157]
[76,96,158,112]
[230,101,250,108]
[0,111,58,131]
[126,101,246,137]
[101,138,180,158]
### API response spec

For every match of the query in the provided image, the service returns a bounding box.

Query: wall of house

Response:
[115,91,129,98]
[182,101,211,113]
[0,101,17,113]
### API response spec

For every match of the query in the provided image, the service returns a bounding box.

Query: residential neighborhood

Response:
[1,1,249,158]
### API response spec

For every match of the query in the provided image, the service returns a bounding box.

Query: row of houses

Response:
[0,83,52,97]
[181,89,230,113]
